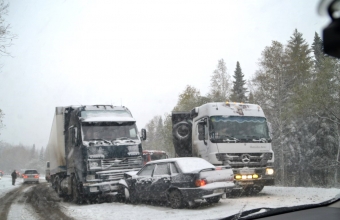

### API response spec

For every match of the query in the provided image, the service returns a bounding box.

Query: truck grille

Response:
[89,157,143,182]
[216,153,272,168]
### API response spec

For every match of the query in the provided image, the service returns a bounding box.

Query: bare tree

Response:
[0,0,15,57]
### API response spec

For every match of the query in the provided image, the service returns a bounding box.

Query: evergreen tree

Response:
[230,61,247,102]
[30,144,36,160]
[285,29,313,93]
[39,147,44,162]
[248,92,254,103]
[208,59,231,101]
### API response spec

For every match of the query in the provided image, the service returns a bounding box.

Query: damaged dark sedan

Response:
[118,157,235,209]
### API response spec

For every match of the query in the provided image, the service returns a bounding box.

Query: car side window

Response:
[170,163,179,175]
[138,164,155,177]
[153,163,169,176]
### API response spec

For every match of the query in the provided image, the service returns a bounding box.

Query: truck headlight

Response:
[89,160,101,169]
[266,168,274,175]
[86,175,95,181]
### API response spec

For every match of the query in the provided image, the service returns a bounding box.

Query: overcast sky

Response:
[0,0,330,148]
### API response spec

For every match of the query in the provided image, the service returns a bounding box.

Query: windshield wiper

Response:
[88,139,111,144]
[241,136,270,143]
[112,137,136,142]
[222,135,239,141]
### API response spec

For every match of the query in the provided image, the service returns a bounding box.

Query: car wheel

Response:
[128,188,139,204]
[169,190,185,209]
[206,196,221,204]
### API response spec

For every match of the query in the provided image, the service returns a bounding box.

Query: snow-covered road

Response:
[1,175,339,220]
[62,186,340,220]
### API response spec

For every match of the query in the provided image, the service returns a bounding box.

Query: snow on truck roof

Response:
[194,102,266,118]
[82,116,136,122]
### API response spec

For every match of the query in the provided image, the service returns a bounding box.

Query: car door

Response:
[150,162,171,200]
[134,164,155,200]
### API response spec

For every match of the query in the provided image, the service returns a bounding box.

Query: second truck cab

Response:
[172,102,274,194]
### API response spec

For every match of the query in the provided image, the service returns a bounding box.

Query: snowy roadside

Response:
[0,176,22,198]
[61,186,340,220]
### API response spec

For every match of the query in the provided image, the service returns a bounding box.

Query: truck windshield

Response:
[82,122,138,141]
[209,116,270,141]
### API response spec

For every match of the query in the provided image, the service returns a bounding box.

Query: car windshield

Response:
[0,0,339,219]
[25,170,38,174]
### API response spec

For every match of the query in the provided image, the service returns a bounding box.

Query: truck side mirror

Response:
[74,127,78,145]
[141,128,147,140]
[46,161,50,168]
[198,120,207,145]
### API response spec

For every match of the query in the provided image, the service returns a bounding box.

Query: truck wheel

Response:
[243,185,264,195]
[206,196,221,204]
[173,121,192,141]
[54,176,62,196]
[250,185,264,195]
[72,177,81,204]
[169,190,185,209]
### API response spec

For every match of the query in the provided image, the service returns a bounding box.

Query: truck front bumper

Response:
[233,167,275,186]
[83,181,121,195]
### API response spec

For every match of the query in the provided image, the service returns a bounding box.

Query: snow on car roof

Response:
[146,157,215,173]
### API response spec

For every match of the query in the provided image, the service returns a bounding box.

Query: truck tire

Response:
[72,177,82,204]
[173,121,192,141]
[54,176,62,197]
[243,185,264,195]
[169,190,185,209]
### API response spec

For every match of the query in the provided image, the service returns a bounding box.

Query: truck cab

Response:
[172,102,275,195]
[47,105,146,203]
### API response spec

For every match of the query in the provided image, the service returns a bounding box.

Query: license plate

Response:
[100,185,111,192]
[240,169,255,174]
[238,181,254,185]
[89,187,98,192]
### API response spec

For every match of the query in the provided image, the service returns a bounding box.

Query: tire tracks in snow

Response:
[0,184,30,219]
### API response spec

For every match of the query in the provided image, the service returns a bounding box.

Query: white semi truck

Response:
[172,102,274,194]
[46,105,146,203]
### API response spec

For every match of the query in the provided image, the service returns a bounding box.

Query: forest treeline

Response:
[0,143,46,174]
[143,29,340,187]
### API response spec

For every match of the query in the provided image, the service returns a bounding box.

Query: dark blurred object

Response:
[319,0,340,58]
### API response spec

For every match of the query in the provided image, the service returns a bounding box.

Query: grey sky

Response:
[0,0,330,148]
